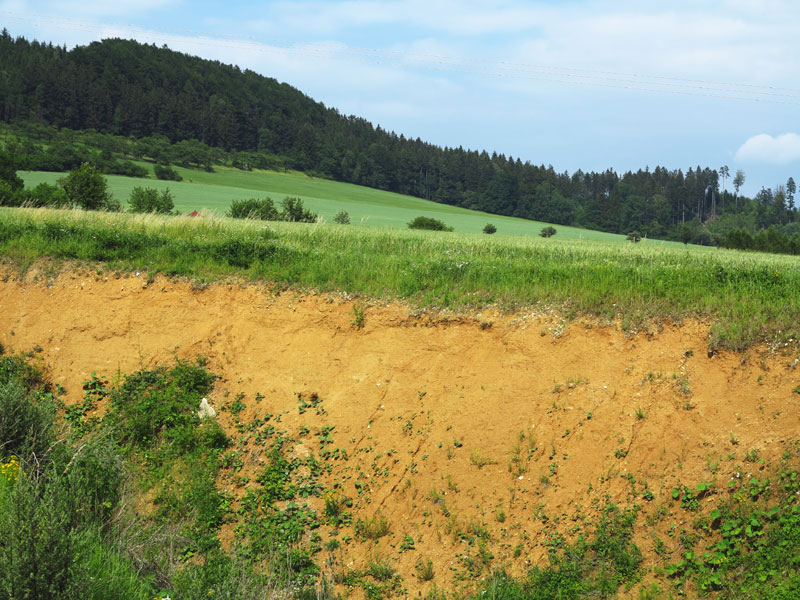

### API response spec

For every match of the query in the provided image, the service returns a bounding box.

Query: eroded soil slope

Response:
[2,267,799,596]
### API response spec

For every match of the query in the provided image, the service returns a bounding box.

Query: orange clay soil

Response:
[2,265,800,597]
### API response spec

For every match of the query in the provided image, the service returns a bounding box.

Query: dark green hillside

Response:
[1,30,797,244]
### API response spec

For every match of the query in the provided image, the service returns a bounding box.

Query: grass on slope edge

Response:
[1,207,799,351]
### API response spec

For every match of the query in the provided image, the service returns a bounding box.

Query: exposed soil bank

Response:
[2,267,799,596]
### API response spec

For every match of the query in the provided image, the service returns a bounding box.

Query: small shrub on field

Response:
[280,196,317,223]
[58,162,121,211]
[483,223,497,234]
[227,196,316,223]
[154,163,182,181]
[626,231,642,243]
[228,197,279,220]
[408,216,454,232]
[540,226,557,238]
[333,210,351,224]
[128,186,175,214]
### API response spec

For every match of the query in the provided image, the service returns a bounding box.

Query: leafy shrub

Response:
[626,231,642,243]
[58,162,121,211]
[28,182,69,207]
[408,216,454,232]
[280,196,317,223]
[540,226,557,238]
[334,210,351,224]
[0,352,57,459]
[483,223,497,234]
[128,186,175,214]
[227,197,279,220]
[154,163,183,181]
[227,196,317,223]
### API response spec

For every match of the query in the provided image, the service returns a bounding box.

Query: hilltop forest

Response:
[1,30,798,247]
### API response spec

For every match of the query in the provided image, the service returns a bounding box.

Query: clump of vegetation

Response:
[228,197,279,220]
[154,163,182,181]
[626,231,642,243]
[540,226,557,238]
[228,196,317,223]
[128,186,175,214]
[408,216,454,232]
[334,210,351,224]
[475,503,642,599]
[356,511,391,540]
[58,162,121,211]
[483,223,497,234]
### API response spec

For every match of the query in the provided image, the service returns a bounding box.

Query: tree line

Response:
[1,30,798,247]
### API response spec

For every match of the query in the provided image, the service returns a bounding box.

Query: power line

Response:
[3,10,799,105]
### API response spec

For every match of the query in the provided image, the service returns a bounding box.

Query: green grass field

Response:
[1,207,796,351]
[20,166,669,244]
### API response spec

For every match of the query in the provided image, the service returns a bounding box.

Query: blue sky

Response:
[2,0,799,196]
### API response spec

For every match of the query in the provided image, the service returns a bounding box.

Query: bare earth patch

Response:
[2,267,798,596]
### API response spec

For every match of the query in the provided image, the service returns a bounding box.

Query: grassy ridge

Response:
[1,207,798,350]
[20,167,634,242]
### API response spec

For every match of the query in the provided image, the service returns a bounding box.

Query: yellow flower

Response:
[1,455,20,484]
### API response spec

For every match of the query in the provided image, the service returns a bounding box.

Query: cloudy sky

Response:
[2,0,799,196]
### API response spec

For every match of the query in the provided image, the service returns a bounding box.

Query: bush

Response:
[408,216,454,232]
[128,186,175,214]
[227,196,317,223]
[626,231,642,243]
[29,182,69,207]
[227,197,279,220]
[154,163,183,181]
[540,226,557,238]
[333,211,351,225]
[58,163,120,211]
[280,197,317,223]
[483,223,497,234]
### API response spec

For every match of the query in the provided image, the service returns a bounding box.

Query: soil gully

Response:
[2,268,799,596]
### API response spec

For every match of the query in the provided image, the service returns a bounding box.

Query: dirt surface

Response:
[2,266,799,596]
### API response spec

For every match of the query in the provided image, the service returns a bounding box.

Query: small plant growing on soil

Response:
[415,557,434,581]
[470,449,497,469]
[351,303,366,329]
[356,511,391,540]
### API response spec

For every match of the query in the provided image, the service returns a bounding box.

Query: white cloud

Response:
[735,133,800,164]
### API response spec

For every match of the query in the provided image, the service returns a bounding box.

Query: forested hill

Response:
[1,30,797,242]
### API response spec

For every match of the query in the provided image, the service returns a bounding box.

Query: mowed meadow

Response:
[1,206,798,351]
[21,165,640,242]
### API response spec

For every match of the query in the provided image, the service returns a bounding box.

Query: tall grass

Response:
[2,207,799,349]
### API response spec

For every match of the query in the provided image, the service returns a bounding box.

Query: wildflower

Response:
[1,455,20,484]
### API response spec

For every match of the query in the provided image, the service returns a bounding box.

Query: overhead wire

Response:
[2,10,799,105]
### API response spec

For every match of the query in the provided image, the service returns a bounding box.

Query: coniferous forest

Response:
[1,30,798,249]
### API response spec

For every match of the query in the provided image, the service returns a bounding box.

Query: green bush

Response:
[540,226,557,238]
[154,163,183,181]
[408,216,454,232]
[334,210,351,224]
[58,162,121,211]
[0,352,57,460]
[227,197,279,220]
[128,186,175,214]
[280,196,317,223]
[483,223,497,234]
